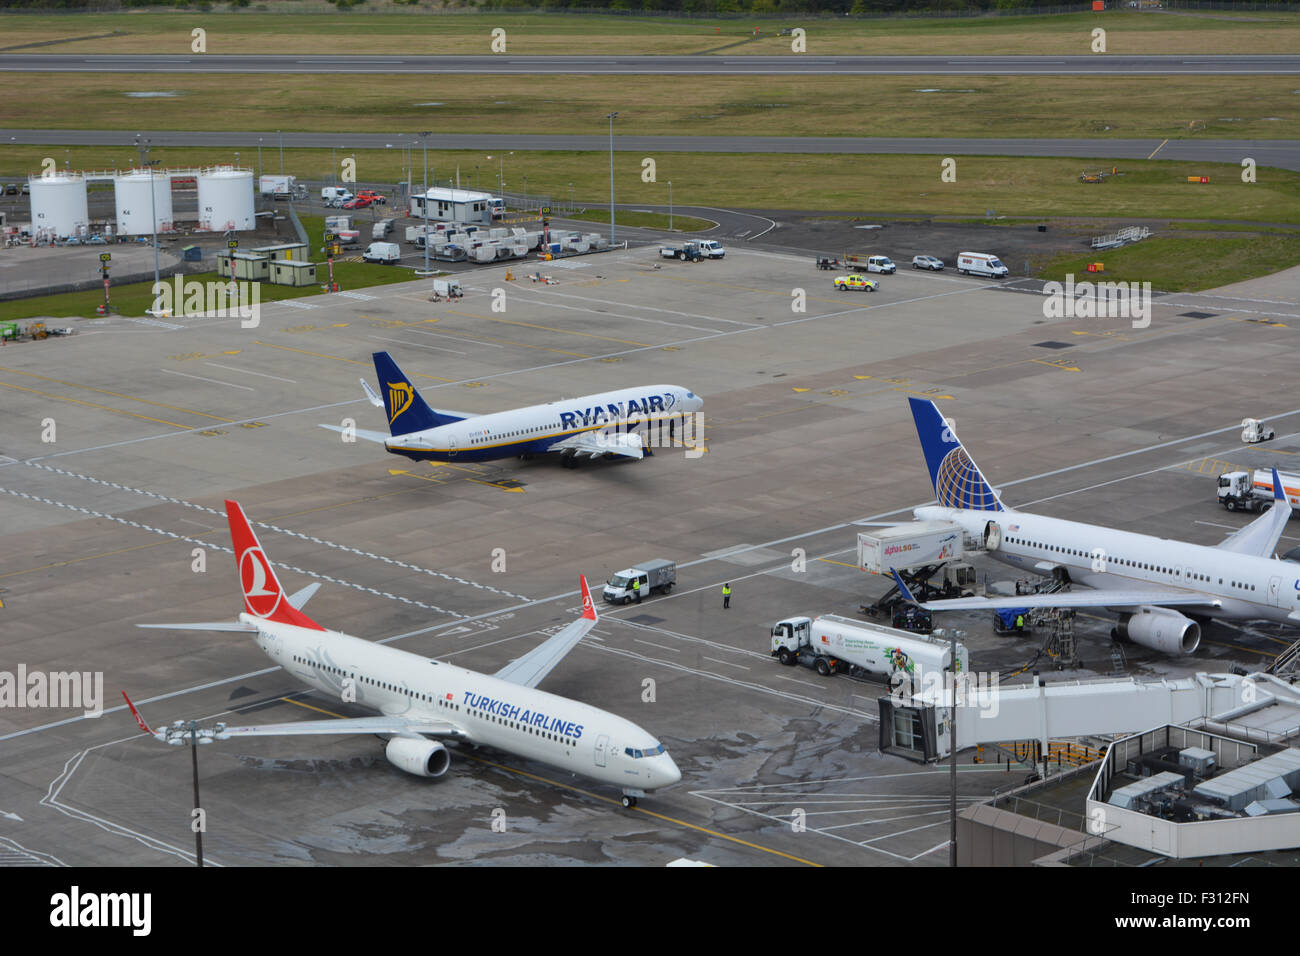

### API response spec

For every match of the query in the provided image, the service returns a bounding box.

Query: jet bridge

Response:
[879,670,1300,764]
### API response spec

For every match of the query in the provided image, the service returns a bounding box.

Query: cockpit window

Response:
[624,743,667,759]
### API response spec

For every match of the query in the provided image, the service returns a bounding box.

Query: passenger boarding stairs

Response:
[1269,637,1300,678]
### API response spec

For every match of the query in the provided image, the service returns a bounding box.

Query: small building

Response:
[269,258,317,287]
[409,187,502,225]
[250,241,308,262]
[216,251,270,281]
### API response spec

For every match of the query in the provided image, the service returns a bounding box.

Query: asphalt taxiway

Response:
[2,244,1299,865]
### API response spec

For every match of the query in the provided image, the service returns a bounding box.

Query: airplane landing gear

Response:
[621,794,638,809]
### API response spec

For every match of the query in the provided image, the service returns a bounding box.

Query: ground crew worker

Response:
[722,583,732,609]
[1015,613,1025,630]
[632,577,642,604]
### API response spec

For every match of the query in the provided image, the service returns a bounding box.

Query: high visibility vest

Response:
[632,580,640,591]
[722,586,731,596]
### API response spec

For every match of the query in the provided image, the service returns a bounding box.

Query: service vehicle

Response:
[858,521,965,574]
[956,252,1009,278]
[362,241,401,264]
[912,255,945,271]
[659,242,702,262]
[833,274,878,292]
[1217,469,1300,513]
[356,190,387,205]
[695,240,725,259]
[769,614,968,681]
[1241,418,1275,444]
[342,196,375,210]
[321,187,354,207]
[603,560,676,604]
[431,278,464,299]
[372,219,394,240]
[864,255,896,274]
[259,175,297,200]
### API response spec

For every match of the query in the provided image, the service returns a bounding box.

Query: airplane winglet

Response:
[1273,467,1286,502]
[889,567,919,605]
[580,574,598,621]
[122,692,154,736]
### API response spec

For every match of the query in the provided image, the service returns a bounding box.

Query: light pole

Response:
[146,157,160,304]
[420,131,432,277]
[668,180,673,232]
[278,129,283,174]
[606,111,618,245]
[569,182,574,213]
[331,145,337,185]
[257,138,263,181]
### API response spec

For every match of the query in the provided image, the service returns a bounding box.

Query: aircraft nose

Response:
[657,754,682,788]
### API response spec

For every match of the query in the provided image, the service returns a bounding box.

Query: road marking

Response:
[1147,138,1169,159]
[0,378,190,428]
[204,362,297,384]
[633,638,679,653]
[159,368,254,391]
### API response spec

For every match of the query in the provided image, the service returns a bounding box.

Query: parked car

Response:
[2,183,17,196]
[20,183,30,195]
[87,234,107,244]
[833,274,878,292]
[356,190,387,205]
[342,197,374,210]
[912,255,945,271]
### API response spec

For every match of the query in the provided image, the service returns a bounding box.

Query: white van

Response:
[865,255,896,274]
[321,186,354,207]
[363,241,401,264]
[956,252,1008,278]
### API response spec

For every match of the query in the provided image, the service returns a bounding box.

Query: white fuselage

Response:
[917,505,1300,623]
[247,614,681,792]
[384,385,703,462]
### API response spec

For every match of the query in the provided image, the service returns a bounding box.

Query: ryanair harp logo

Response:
[387,381,414,424]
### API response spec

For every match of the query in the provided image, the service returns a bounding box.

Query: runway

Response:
[6,129,1298,171]
[3,53,1299,76]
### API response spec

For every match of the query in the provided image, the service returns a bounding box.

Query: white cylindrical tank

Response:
[29,172,88,238]
[197,165,254,232]
[114,169,173,235]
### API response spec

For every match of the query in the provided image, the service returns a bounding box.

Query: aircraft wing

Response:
[138,621,259,632]
[1216,468,1293,557]
[123,693,465,744]
[494,576,599,689]
[318,424,394,444]
[888,569,1218,612]
[547,429,643,461]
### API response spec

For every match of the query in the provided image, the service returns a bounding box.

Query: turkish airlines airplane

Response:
[321,351,704,468]
[125,500,681,808]
[891,398,1300,657]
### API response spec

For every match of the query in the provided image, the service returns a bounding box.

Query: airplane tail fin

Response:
[371,351,457,436]
[580,574,598,623]
[226,500,325,631]
[907,398,1005,512]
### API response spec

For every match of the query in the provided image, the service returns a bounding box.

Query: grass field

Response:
[3,71,1295,142]
[4,146,1297,225]
[1037,233,1300,293]
[0,260,420,322]
[1,10,1298,56]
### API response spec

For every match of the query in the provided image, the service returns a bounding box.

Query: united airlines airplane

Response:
[126,501,681,808]
[321,351,704,468]
[892,398,1300,656]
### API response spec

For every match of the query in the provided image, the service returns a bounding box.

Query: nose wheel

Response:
[621,794,638,809]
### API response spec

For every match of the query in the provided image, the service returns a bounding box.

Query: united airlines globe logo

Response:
[936,447,999,510]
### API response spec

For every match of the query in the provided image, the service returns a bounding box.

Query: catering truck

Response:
[858,521,965,574]
[603,559,676,604]
[770,614,968,680]
[1217,469,1300,513]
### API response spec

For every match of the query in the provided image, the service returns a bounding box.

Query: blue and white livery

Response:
[896,397,1300,657]
[323,351,703,468]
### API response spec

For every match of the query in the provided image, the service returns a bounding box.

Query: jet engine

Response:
[1113,606,1201,655]
[385,736,451,778]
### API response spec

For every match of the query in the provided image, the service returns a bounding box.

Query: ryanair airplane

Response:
[127,501,681,808]
[323,351,703,468]
[893,397,1300,657]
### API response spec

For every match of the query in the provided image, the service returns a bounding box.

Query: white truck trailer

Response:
[858,521,965,574]
[259,175,300,200]
[1217,469,1300,513]
[770,614,968,680]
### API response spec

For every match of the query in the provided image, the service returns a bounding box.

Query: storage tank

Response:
[196,165,254,232]
[28,172,88,238]
[114,169,173,235]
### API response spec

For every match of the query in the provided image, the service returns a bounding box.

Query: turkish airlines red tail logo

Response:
[226,500,324,631]
[580,574,597,621]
